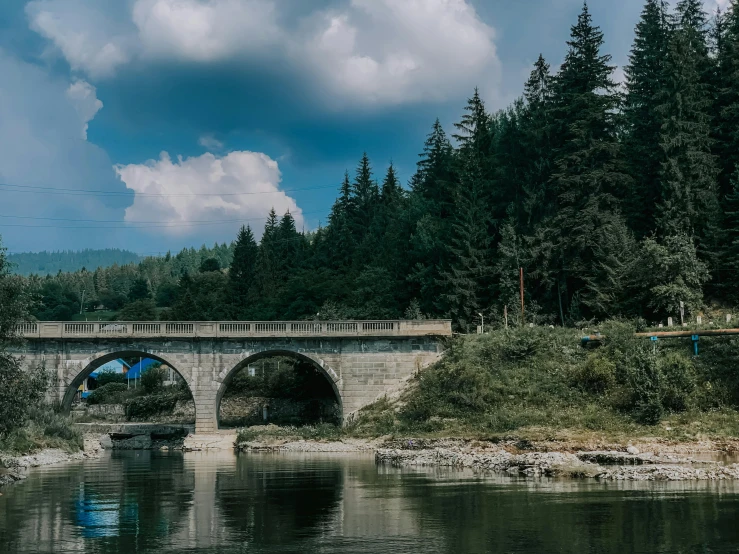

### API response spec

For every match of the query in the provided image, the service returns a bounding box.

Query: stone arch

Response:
[215,350,342,429]
[60,349,194,413]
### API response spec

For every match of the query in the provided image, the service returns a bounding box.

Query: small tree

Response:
[141,365,166,394]
[0,236,47,436]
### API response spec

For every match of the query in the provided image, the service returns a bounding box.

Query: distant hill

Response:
[8,249,143,275]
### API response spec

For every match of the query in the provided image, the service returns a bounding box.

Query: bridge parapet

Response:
[16,319,452,340]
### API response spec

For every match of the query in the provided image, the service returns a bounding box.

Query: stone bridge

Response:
[13,320,452,433]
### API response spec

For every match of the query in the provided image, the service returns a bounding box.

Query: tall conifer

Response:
[624,0,670,236]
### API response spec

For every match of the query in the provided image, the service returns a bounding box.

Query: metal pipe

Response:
[582,328,739,343]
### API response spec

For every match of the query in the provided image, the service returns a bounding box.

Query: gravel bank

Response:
[237,438,378,453]
[375,443,739,481]
[0,435,103,488]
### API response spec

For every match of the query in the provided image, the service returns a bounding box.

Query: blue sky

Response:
[0,0,726,254]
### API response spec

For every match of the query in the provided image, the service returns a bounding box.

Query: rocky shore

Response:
[0,435,103,488]
[375,439,739,481]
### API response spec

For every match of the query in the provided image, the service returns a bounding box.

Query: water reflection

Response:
[3,451,739,553]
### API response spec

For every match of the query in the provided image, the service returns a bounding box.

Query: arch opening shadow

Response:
[61,350,195,421]
[216,350,342,430]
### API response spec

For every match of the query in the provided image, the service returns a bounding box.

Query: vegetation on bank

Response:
[0,243,81,456]
[236,323,739,444]
[347,324,739,441]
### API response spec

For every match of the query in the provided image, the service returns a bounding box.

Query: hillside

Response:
[8,249,142,276]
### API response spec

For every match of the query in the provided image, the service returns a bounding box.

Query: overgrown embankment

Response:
[344,322,739,444]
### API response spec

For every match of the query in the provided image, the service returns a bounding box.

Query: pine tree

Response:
[256,209,280,300]
[437,153,494,329]
[547,3,629,317]
[350,153,379,235]
[521,55,555,229]
[228,225,258,318]
[326,172,355,269]
[716,2,739,200]
[720,169,739,297]
[415,119,457,217]
[623,0,670,236]
[453,88,491,154]
[655,21,720,245]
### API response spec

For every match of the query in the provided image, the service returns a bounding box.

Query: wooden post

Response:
[519,268,525,325]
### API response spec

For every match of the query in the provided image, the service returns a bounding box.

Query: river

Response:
[2,450,739,553]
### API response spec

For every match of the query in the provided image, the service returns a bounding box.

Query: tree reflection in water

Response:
[0,451,195,553]
[215,454,343,546]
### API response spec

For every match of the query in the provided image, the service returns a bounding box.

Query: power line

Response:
[0,210,326,229]
[0,181,340,198]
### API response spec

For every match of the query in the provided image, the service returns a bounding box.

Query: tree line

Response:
[19,0,739,330]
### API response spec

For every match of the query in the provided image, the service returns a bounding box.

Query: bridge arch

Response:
[215,350,342,429]
[60,349,194,413]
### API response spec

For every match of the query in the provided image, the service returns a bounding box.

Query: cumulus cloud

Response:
[132,0,280,62]
[26,0,501,106]
[300,0,499,105]
[66,80,103,139]
[116,151,302,238]
[26,0,132,78]
[0,50,129,251]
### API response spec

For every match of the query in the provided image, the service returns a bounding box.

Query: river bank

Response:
[372,437,739,481]
[0,435,103,488]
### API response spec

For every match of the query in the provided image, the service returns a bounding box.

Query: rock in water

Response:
[627,446,640,455]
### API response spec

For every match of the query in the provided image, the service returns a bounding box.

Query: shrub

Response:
[125,392,179,420]
[96,370,126,387]
[572,354,616,394]
[658,352,695,412]
[87,382,128,405]
[141,366,165,393]
[499,329,544,361]
[0,357,48,437]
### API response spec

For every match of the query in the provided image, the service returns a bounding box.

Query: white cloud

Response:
[26,0,132,78]
[0,50,128,251]
[300,0,500,105]
[198,134,225,151]
[26,0,501,106]
[116,151,302,237]
[66,80,103,139]
[132,0,280,62]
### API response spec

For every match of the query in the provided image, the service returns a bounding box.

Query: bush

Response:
[87,382,128,405]
[141,366,166,393]
[125,392,179,420]
[96,370,126,387]
[0,357,48,437]
[658,352,696,412]
[571,354,616,394]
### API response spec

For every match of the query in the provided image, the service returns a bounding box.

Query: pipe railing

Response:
[15,320,453,339]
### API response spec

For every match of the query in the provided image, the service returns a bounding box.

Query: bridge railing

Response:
[15,320,452,339]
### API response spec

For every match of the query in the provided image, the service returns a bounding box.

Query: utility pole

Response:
[478,312,484,334]
[504,305,508,329]
[519,268,525,325]
[79,289,86,315]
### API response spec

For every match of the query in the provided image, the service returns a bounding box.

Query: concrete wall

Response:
[13,336,445,433]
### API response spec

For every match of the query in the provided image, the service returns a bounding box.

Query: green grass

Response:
[341,322,739,444]
[236,423,344,443]
[0,407,83,455]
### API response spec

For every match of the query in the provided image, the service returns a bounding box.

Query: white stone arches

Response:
[214,349,343,428]
[60,348,194,412]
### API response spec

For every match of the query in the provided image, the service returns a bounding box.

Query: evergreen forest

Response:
[15,1,739,330]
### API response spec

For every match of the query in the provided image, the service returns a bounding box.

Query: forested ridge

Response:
[18,1,739,330]
[8,249,142,276]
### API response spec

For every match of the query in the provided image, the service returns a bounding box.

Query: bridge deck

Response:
[16,320,452,339]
